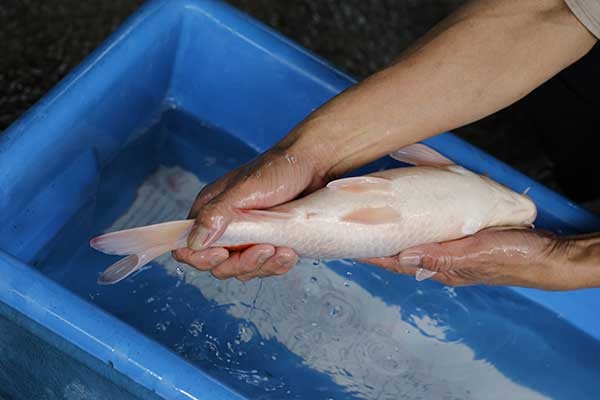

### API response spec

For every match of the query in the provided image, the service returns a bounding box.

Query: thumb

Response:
[397,242,472,272]
[398,228,551,273]
[189,151,323,249]
[188,202,232,249]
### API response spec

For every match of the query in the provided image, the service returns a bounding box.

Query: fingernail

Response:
[188,226,209,248]
[257,250,273,264]
[276,257,290,267]
[399,252,422,268]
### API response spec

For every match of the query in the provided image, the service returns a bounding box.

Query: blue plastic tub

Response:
[1,1,600,399]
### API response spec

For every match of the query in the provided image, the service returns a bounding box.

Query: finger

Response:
[211,245,275,280]
[188,202,232,249]
[172,247,229,271]
[399,244,460,272]
[406,227,560,273]
[235,246,291,281]
[430,270,471,287]
[358,256,419,276]
[187,168,280,250]
[255,247,298,278]
[395,233,496,272]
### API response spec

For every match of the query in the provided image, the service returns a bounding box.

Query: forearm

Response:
[554,235,600,290]
[282,0,597,178]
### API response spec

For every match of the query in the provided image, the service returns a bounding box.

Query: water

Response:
[35,109,600,399]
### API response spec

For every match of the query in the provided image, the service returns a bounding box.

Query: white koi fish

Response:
[90,144,536,284]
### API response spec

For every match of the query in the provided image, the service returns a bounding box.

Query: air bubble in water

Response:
[155,322,168,333]
[330,305,342,317]
[188,320,204,337]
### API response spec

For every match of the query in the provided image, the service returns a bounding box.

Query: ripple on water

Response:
[352,332,411,377]
[317,292,358,330]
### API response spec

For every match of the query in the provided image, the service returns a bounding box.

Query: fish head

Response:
[480,175,537,228]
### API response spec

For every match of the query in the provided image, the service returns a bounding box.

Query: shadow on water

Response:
[34,108,600,400]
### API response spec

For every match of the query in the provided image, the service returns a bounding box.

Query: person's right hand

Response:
[172,141,329,281]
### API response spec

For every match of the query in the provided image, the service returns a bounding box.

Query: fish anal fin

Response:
[327,177,391,193]
[341,206,401,225]
[390,143,453,167]
[239,209,293,220]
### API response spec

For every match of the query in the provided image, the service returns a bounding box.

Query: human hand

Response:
[172,139,329,281]
[362,228,600,291]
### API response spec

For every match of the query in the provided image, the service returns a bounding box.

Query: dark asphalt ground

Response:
[0,1,597,209]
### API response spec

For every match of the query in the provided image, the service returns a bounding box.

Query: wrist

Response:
[277,113,351,180]
[285,109,393,179]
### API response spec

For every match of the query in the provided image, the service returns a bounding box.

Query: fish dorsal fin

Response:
[390,143,453,167]
[341,206,401,225]
[327,176,391,193]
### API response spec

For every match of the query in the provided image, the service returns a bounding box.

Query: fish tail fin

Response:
[90,219,194,255]
[92,220,194,285]
[390,143,454,167]
[97,243,175,285]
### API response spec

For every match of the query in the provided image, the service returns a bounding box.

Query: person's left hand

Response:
[361,228,600,291]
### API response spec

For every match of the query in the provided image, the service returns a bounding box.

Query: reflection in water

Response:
[38,112,600,399]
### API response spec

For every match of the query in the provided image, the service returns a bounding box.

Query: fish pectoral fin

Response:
[327,176,392,193]
[416,268,437,282]
[341,206,401,225]
[389,143,454,167]
[90,219,194,255]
